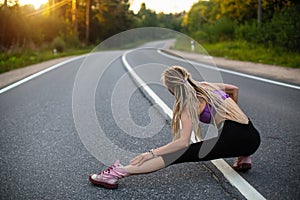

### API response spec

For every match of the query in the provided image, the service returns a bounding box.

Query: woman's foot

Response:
[89,160,129,189]
[233,156,252,172]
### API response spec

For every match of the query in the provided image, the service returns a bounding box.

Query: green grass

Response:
[0,47,93,74]
[2,39,299,75]
[174,39,300,68]
[0,39,152,74]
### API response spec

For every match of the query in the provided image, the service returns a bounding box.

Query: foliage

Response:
[197,17,237,43]
[0,47,92,74]
[214,0,257,22]
[267,5,300,52]
[234,4,300,52]
[0,0,299,73]
[0,0,184,73]
[0,0,183,50]
[185,0,299,53]
[174,39,300,68]
[90,0,132,42]
[51,36,66,52]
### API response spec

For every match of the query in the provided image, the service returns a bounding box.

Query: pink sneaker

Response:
[89,160,129,189]
[233,156,252,172]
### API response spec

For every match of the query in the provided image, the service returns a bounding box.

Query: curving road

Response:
[0,40,299,199]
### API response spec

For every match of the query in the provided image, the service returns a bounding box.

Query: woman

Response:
[89,66,261,189]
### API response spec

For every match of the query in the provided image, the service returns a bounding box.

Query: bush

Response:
[269,5,300,52]
[235,5,300,52]
[197,17,237,43]
[51,36,66,53]
[64,35,81,48]
[235,21,256,42]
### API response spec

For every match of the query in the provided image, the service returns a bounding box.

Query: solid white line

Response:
[0,55,86,94]
[122,50,266,200]
[158,49,300,90]
[122,51,173,118]
[211,159,266,200]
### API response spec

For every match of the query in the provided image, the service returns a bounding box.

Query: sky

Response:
[13,0,200,13]
[18,0,48,9]
[129,0,200,14]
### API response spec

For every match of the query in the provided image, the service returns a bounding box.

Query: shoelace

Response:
[98,165,115,175]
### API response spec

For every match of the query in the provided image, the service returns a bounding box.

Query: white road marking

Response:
[122,50,266,200]
[158,49,300,90]
[211,159,266,200]
[0,55,86,94]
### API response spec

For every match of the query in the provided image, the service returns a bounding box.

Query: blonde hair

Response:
[162,66,247,142]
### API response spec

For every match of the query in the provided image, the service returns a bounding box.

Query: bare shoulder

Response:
[199,81,239,91]
[198,81,220,90]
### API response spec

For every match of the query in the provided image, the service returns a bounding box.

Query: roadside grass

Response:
[0,38,152,74]
[0,47,93,74]
[2,38,299,75]
[174,39,300,68]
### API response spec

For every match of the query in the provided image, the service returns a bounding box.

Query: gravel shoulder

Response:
[1,50,299,89]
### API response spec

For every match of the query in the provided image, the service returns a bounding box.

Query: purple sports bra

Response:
[199,90,230,123]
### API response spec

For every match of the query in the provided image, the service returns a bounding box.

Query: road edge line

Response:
[122,50,266,200]
[158,49,300,90]
[0,55,86,94]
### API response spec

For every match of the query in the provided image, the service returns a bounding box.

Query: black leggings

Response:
[162,120,261,166]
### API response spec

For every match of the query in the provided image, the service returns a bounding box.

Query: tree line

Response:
[183,0,300,52]
[0,0,299,53]
[0,0,184,52]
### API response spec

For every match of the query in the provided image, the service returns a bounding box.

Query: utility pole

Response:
[52,0,56,18]
[85,0,90,44]
[258,0,262,23]
[1,0,8,46]
[72,0,78,37]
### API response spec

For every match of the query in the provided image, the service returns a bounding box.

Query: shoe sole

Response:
[89,175,118,189]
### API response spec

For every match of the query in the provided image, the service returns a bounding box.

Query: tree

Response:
[85,0,90,43]
[137,3,157,27]
[91,0,132,42]
[157,12,183,31]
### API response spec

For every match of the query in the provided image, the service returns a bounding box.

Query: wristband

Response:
[149,149,157,158]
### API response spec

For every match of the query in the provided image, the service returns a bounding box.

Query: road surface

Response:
[0,40,299,199]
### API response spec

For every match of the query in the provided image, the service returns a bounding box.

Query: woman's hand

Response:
[130,152,153,166]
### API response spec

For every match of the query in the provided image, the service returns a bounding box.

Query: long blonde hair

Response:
[161,66,246,141]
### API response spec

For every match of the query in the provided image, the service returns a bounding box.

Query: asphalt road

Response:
[0,40,299,199]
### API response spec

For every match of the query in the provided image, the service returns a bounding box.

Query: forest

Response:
[0,0,299,73]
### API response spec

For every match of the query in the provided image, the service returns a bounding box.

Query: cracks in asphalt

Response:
[202,163,244,200]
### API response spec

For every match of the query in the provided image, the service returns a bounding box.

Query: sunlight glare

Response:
[19,0,48,9]
[130,0,199,14]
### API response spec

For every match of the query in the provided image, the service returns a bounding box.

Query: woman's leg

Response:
[90,120,260,188]
[123,156,165,174]
[162,120,260,167]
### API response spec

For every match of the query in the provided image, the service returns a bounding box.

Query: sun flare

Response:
[19,0,48,9]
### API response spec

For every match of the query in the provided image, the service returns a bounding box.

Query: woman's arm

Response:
[221,83,239,103]
[200,82,239,103]
[130,107,193,166]
[153,107,193,155]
